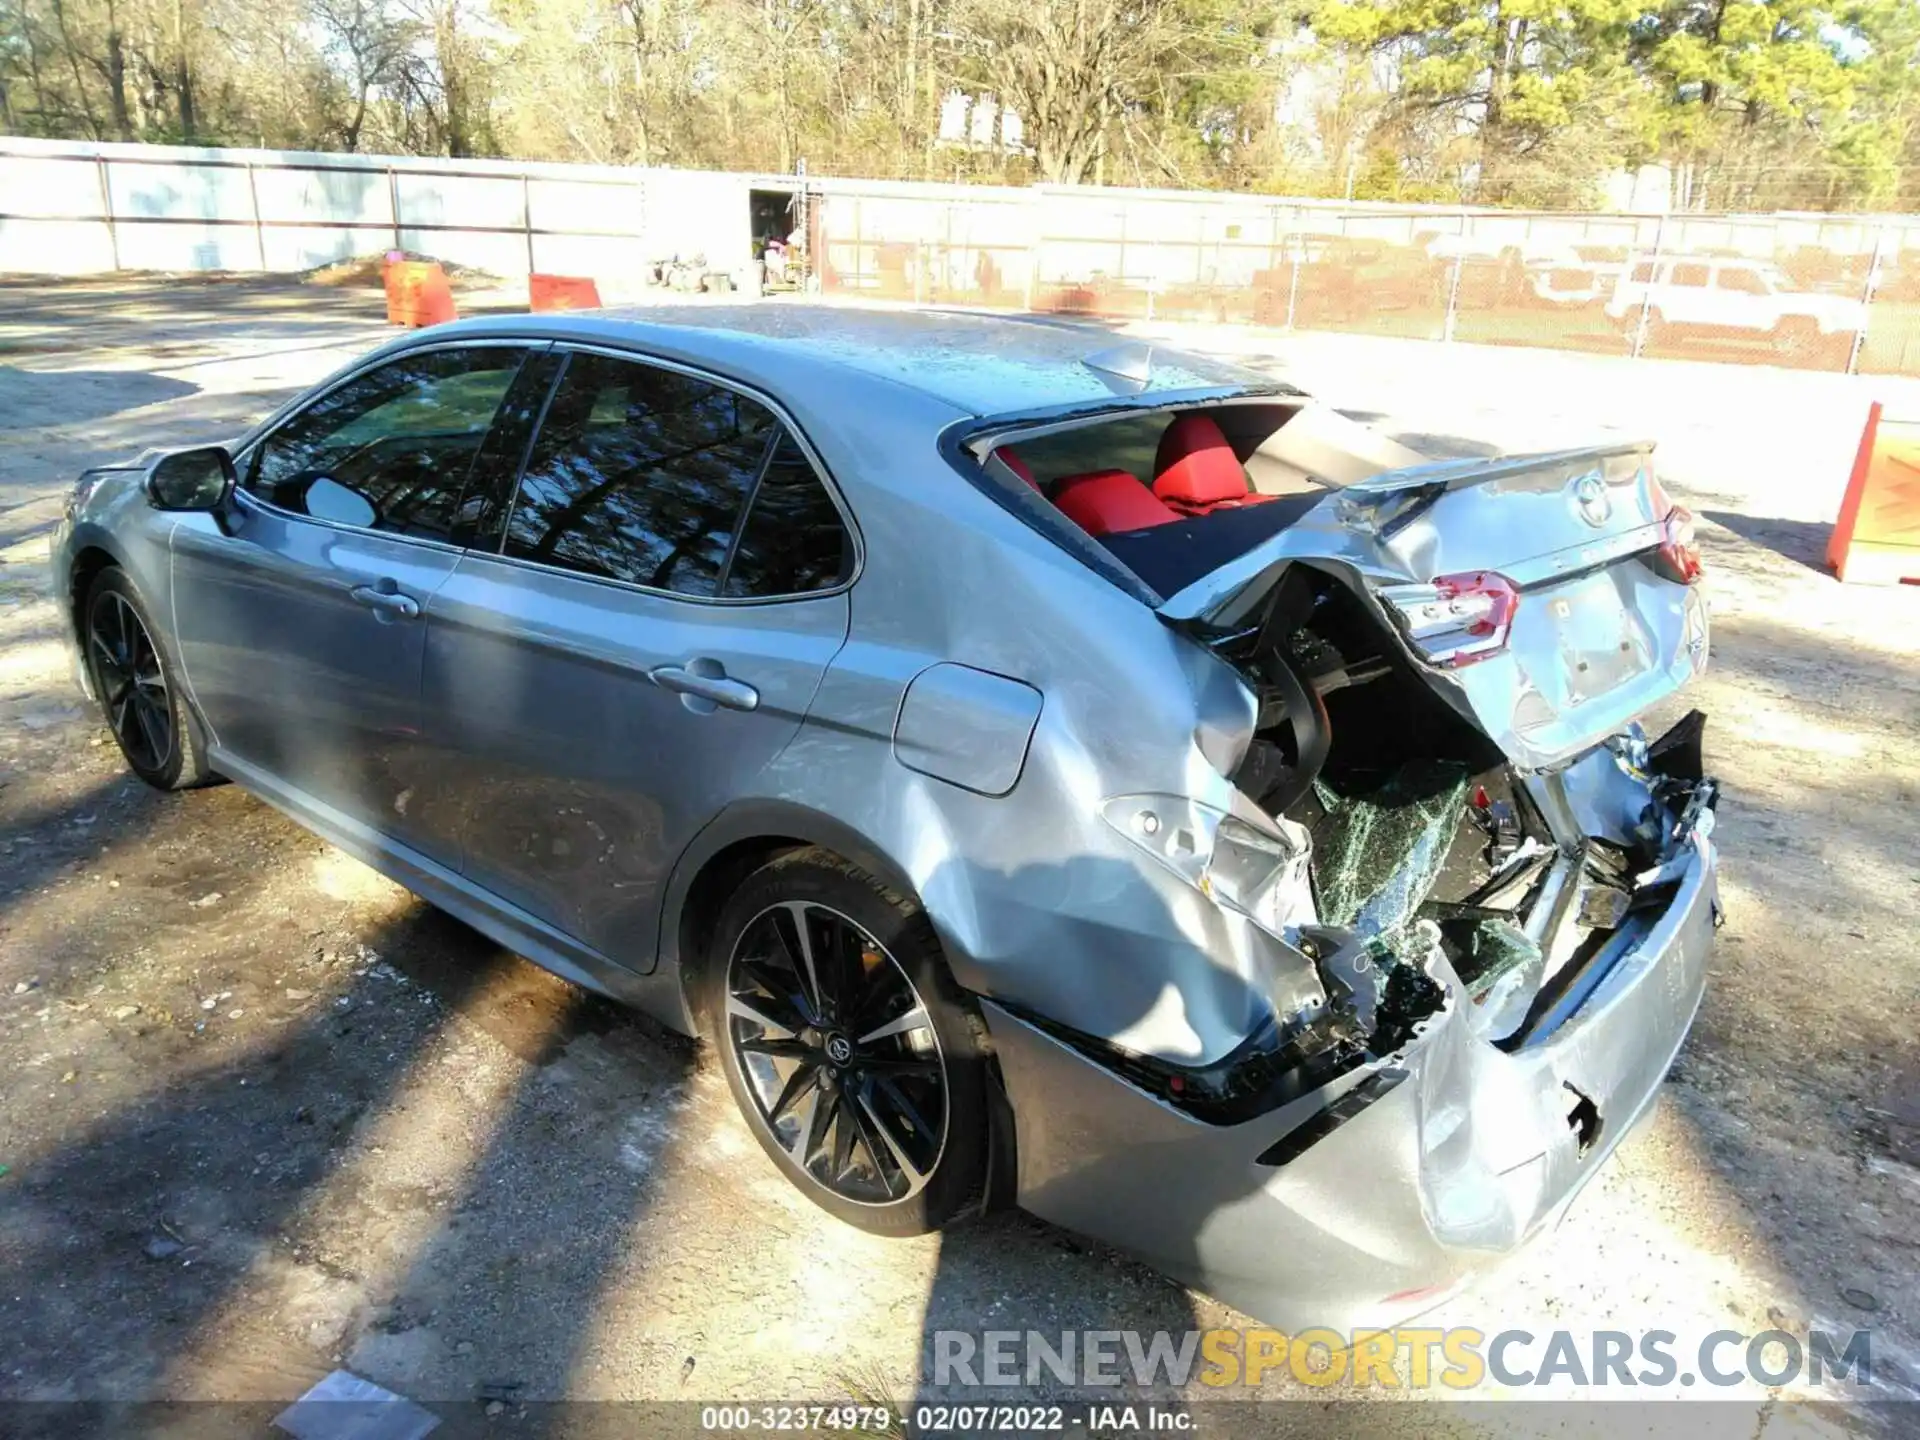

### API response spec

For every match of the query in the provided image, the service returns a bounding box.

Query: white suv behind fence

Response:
[1605,257,1867,357]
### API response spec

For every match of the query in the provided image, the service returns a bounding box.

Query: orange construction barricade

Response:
[529,273,602,312]
[1829,401,1920,585]
[383,258,458,328]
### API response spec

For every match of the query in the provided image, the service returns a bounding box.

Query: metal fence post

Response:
[1284,211,1302,332]
[522,173,536,275]
[388,167,401,251]
[1630,212,1667,360]
[1022,192,1039,311]
[245,162,266,271]
[1847,220,1889,377]
[96,155,120,271]
[1441,210,1466,343]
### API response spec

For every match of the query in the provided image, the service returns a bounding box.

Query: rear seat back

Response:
[1152,414,1255,515]
[1052,469,1179,535]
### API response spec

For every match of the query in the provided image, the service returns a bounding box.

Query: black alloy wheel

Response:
[707,848,991,1235]
[82,567,216,790]
[726,899,947,1205]
[88,586,173,775]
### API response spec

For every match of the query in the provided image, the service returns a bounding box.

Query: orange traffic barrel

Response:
[1829,401,1920,585]
[383,258,458,327]
[529,273,602,312]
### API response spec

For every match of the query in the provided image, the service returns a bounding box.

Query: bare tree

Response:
[310,0,410,150]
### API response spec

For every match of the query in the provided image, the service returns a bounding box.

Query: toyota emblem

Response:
[1571,473,1611,528]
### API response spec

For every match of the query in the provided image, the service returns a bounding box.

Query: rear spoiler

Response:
[1156,441,1657,631]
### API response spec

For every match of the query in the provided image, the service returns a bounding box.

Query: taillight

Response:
[1380,570,1519,668]
[1655,504,1703,585]
[1646,471,1703,585]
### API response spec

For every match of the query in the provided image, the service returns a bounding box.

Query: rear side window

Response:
[504,350,850,599]
[505,352,772,596]
[245,346,524,542]
[723,434,852,597]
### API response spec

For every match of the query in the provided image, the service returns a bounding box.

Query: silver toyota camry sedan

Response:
[52,306,1719,1330]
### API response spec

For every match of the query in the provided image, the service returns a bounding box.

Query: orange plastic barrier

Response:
[1829,401,1920,585]
[529,273,602,312]
[383,258,458,327]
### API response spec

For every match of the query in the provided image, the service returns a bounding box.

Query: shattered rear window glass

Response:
[1310,760,1472,934]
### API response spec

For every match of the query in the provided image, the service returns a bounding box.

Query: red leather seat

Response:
[1052,469,1179,535]
[1153,414,1261,515]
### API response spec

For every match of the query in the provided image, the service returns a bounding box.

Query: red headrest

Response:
[999,449,1041,491]
[1052,469,1179,536]
[1153,414,1248,511]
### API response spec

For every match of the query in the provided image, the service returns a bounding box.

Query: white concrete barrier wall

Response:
[0,137,670,280]
[6,133,1919,314]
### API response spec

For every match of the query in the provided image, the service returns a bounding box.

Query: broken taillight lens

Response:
[1380,571,1519,669]
[1654,504,1704,585]
[1646,471,1704,585]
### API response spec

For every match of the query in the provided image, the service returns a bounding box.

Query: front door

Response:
[419,346,855,971]
[169,342,541,867]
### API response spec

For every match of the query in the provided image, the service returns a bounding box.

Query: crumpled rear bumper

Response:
[982,828,1717,1331]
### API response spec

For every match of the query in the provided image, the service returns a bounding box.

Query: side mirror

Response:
[304,476,379,529]
[148,447,236,512]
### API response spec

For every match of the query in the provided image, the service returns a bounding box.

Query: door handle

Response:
[651,662,759,712]
[350,583,420,620]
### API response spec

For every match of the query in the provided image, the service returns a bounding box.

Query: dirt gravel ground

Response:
[1,275,1916,1436]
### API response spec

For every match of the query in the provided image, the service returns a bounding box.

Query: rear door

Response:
[1711,264,1773,332]
[419,346,854,972]
[1663,260,1712,324]
[169,341,543,867]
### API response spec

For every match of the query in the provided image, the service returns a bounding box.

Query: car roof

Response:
[437,304,1280,417]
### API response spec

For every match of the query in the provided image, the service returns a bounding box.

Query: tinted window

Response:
[1670,262,1709,287]
[1715,267,1767,294]
[723,434,852,598]
[448,351,565,548]
[246,347,523,542]
[504,352,773,596]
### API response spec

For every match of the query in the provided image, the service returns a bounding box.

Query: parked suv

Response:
[1605,256,1865,357]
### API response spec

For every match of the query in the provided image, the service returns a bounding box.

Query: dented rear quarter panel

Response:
[665,385,1327,1067]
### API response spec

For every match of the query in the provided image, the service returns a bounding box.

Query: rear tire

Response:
[82,567,216,791]
[704,847,991,1236]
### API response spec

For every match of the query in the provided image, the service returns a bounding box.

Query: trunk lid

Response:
[1157,443,1710,770]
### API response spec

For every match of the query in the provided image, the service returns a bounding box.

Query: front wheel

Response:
[82,566,216,791]
[706,848,991,1236]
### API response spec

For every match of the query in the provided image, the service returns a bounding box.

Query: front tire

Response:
[83,567,215,791]
[705,848,990,1236]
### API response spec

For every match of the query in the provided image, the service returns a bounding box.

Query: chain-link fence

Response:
[8,136,1918,377]
[816,187,1920,377]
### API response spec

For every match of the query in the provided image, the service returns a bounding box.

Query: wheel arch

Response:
[666,799,1020,1216]
[661,800,924,1035]
[67,543,124,650]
